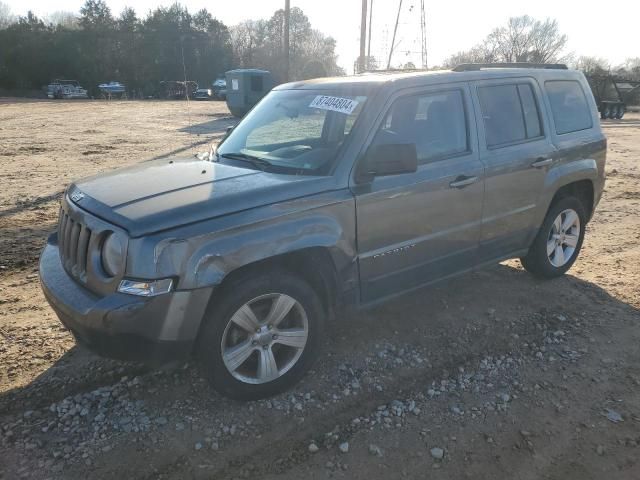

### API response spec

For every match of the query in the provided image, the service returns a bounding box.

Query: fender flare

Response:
[173,214,355,290]
[534,158,598,227]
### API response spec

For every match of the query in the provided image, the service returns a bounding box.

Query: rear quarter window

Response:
[545,80,593,135]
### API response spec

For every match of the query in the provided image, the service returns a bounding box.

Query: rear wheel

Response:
[520,196,586,278]
[615,104,625,119]
[197,269,324,400]
[601,105,610,119]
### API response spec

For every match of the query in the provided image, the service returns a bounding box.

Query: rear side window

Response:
[545,80,593,134]
[373,90,468,165]
[478,83,543,148]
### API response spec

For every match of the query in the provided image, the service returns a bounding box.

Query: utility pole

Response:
[387,0,402,69]
[367,0,373,69]
[420,0,427,69]
[284,0,290,81]
[358,0,367,73]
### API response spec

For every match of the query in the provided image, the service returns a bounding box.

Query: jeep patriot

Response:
[40,64,606,399]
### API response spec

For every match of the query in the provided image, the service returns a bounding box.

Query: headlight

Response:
[118,278,173,297]
[101,233,124,277]
[207,89,212,95]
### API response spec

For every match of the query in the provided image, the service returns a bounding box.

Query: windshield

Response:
[217,89,368,175]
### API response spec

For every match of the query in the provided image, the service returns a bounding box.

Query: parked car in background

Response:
[40,64,606,401]
[98,81,126,99]
[212,78,227,100]
[159,80,198,100]
[46,80,88,99]
[194,88,213,100]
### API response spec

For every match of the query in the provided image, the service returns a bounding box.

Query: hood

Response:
[70,158,336,237]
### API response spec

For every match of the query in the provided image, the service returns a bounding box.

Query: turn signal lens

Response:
[118,278,173,297]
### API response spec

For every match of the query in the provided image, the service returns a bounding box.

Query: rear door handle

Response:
[531,157,553,168]
[449,175,479,189]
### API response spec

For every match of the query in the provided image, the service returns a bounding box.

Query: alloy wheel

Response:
[220,293,309,384]
[547,208,581,268]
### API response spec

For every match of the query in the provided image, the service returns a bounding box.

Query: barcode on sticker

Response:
[309,95,359,115]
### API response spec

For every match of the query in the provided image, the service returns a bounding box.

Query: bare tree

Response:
[355,55,379,71]
[230,20,267,68]
[442,45,497,67]
[443,15,568,67]
[573,56,609,75]
[229,8,343,82]
[0,1,14,29]
[46,11,80,29]
[527,18,568,62]
[621,57,640,76]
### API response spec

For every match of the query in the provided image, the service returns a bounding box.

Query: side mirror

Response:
[361,143,418,178]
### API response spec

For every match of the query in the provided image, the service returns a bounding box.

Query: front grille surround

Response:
[58,208,93,282]
[56,193,128,295]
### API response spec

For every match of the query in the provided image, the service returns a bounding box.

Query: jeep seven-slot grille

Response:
[58,208,92,281]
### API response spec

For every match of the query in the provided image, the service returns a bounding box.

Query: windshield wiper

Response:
[218,152,274,170]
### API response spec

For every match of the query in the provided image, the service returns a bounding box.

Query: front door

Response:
[470,78,557,261]
[352,84,485,304]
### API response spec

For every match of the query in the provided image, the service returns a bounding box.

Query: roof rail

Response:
[361,68,427,74]
[452,63,568,72]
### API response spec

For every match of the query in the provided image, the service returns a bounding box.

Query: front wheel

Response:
[197,269,324,400]
[520,196,586,278]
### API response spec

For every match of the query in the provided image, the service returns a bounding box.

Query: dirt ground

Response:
[0,99,639,480]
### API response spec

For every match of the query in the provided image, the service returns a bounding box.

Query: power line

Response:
[386,0,403,69]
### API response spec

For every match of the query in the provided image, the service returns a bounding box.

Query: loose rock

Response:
[368,444,383,457]
[430,447,444,460]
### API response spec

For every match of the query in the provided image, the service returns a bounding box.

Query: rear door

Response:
[352,84,485,304]
[470,77,557,262]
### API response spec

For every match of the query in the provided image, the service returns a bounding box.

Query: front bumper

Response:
[39,234,211,365]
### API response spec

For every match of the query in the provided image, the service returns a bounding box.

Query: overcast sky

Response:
[4,0,638,72]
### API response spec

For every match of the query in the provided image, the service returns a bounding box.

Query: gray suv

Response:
[40,64,606,399]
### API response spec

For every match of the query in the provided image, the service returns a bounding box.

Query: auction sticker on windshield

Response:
[309,95,359,115]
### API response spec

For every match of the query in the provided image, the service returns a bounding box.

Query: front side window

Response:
[372,90,468,165]
[478,83,543,148]
[545,80,593,135]
[217,89,368,174]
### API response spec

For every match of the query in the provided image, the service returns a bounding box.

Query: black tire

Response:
[520,196,586,279]
[601,105,610,120]
[615,105,625,119]
[608,106,617,119]
[197,268,324,400]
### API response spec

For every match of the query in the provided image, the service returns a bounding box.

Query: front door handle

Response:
[531,157,553,168]
[449,175,479,189]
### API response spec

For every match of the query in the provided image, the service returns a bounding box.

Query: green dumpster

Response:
[225,69,275,118]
